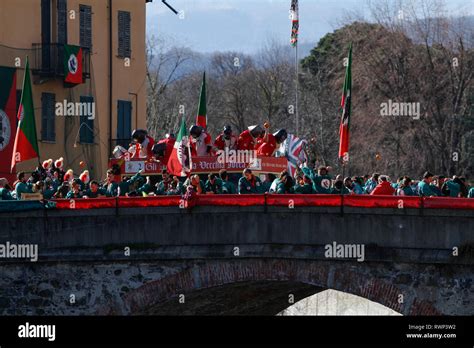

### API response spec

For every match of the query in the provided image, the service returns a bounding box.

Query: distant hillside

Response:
[150,42,314,80]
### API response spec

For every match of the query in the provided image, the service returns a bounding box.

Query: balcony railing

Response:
[31,43,90,80]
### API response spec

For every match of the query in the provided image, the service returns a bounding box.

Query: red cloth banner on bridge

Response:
[118,196,181,208]
[50,195,474,210]
[423,197,474,210]
[266,194,342,207]
[344,195,422,209]
[53,197,117,209]
[197,194,265,206]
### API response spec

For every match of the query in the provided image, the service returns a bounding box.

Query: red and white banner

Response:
[109,156,288,177]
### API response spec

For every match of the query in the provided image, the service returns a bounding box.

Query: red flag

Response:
[0,67,17,182]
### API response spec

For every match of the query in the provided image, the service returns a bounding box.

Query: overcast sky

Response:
[146,0,474,54]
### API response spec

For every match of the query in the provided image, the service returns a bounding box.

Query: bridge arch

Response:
[100,259,442,316]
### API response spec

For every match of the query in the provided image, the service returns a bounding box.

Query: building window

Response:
[57,0,68,44]
[41,93,56,142]
[80,4,92,49]
[41,0,52,71]
[118,11,131,58]
[117,100,132,148]
[79,96,94,144]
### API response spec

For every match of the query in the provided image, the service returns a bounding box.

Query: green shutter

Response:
[80,5,92,49]
[118,11,131,58]
[79,96,94,144]
[41,93,55,142]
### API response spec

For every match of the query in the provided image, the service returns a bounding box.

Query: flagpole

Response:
[295,40,299,137]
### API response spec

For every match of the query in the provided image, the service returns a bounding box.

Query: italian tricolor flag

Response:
[338,43,352,160]
[196,72,207,129]
[167,116,192,177]
[11,57,39,172]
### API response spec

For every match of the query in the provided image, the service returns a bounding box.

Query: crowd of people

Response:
[123,124,288,161]
[1,124,473,201]
[1,160,473,201]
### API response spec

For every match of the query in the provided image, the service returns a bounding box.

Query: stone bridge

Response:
[0,204,472,315]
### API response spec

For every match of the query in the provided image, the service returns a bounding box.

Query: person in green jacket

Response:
[42,178,56,200]
[104,169,120,197]
[312,166,333,194]
[0,178,14,200]
[205,173,223,194]
[219,170,237,194]
[185,174,206,195]
[441,176,461,197]
[131,176,152,196]
[166,176,185,195]
[118,171,144,196]
[83,180,107,198]
[468,187,474,198]
[396,177,415,196]
[331,179,350,195]
[66,179,83,199]
[294,174,314,194]
[275,171,295,194]
[155,169,173,195]
[15,172,33,200]
[238,168,263,194]
[417,171,439,197]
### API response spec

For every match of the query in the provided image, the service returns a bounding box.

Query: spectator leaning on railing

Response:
[238,168,264,194]
[0,178,14,200]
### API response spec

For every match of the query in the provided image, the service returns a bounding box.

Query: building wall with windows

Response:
[0,0,149,181]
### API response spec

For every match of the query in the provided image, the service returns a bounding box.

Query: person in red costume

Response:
[371,175,395,195]
[131,129,155,159]
[237,125,265,151]
[189,125,212,156]
[214,125,238,151]
[256,129,288,156]
[152,133,176,164]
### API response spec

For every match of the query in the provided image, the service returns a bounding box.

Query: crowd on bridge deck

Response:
[1,124,474,200]
[1,164,474,201]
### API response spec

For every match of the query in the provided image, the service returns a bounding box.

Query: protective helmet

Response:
[189,125,203,138]
[223,125,232,138]
[152,143,167,157]
[223,125,232,135]
[132,129,147,143]
[273,129,288,144]
[248,125,264,138]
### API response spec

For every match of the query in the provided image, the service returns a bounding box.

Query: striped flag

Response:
[167,116,192,177]
[339,43,352,160]
[196,72,207,129]
[290,0,299,47]
[11,57,39,172]
[284,134,307,176]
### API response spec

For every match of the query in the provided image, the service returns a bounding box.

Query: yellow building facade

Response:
[0,0,151,180]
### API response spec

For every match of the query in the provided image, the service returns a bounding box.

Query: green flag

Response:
[11,57,39,172]
[196,72,207,128]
